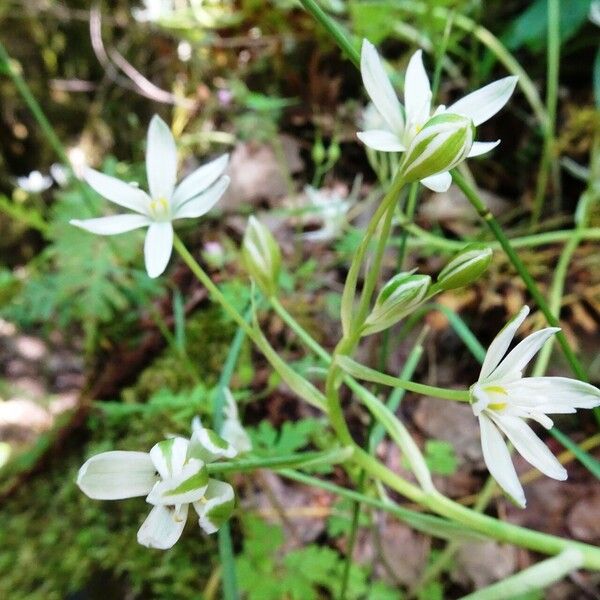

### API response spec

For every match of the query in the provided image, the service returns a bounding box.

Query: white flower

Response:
[471,306,600,507]
[70,115,230,278]
[357,39,518,192]
[219,389,252,454]
[302,186,352,242]
[77,426,237,549]
[132,0,173,22]
[16,170,53,193]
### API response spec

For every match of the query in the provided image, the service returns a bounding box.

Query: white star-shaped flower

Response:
[70,115,230,278]
[471,306,600,507]
[77,423,237,549]
[357,39,518,192]
[301,185,353,242]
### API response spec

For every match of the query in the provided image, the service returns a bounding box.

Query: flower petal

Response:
[146,115,177,200]
[489,413,567,481]
[193,479,235,534]
[360,40,405,135]
[480,306,529,381]
[404,50,432,126]
[70,214,150,236]
[468,140,500,157]
[137,504,188,549]
[174,176,230,219]
[77,451,157,500]
[478,414,526,507]
[146,458,208,505]
[189,416,238,462]
[144,221,174,278]
[447,76,518,126]
[150,437,190,479]
[490,327,560,381]
[356,130,406,152]
[506,377,600,411]
[172,154,229,208]
[84,168,151,214]
[420,171,451,192]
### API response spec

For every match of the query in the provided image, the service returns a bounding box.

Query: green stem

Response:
[338,356,470,402]
[531,0,560,227]
[451,169,588,382]
[297,0,359,66]
[0,41,96,213]
[207,449,350,474]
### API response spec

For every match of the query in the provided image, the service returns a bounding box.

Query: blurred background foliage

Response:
[0,0,599,598]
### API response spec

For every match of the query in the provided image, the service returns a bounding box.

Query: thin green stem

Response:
[451,169,588,382]
[532,0,560,227]
[297,0,359,66]
[0,41,96,213]
[207,449,349,474]
[338,356,470,402]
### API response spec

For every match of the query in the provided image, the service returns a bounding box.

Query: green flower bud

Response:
[363,272,431,335]
[437,243,492,290]
[399,113,475,183]
[312,137,326,165]
[242,216,281,296]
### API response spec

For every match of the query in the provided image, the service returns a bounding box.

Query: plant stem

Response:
[338,356,470,401]
[0,41,96,212]
[297,0,359,66]
[451,169,588,382]
[531,0,560,227]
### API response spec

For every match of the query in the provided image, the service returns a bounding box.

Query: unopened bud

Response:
[242,216,281,296]
[363,272,431,335]
[399,113,475,183]
[437,244,492,290]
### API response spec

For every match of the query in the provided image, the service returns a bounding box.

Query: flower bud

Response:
[399,113,475,183]
[242,216,281,296]
[437,243,492,290]
[363,272,431,335]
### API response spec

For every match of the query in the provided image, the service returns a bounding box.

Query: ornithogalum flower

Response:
[302,186,353,242]
[16,170,53,193]
[70,115,230,278]
[471,306,600,507]
[358,39,518,192]
[77,421,237,549]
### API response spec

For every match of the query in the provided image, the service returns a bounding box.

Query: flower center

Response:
[149,197,171,221]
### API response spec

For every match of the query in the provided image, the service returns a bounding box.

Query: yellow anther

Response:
[487,402,507,411]
[484,385,508,395]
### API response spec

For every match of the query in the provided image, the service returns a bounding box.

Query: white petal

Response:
[146,458,208,506]
[84,168,151,214]
[491,327,560,381]
[150,437,190,479]
[77,451,157,500]
[506,377,600,411]
[490,413,567,481]
[70,214,150,235]
[356,130,405,152]
[189,419,237,462]
[146,115,177,200]
[468,140,500,157]
[144,221,174,278]
[174,176,230,219]
[360,40,405,135]
[404,50,432,126]
[137,504,188,549]
[447,76,518,126]
[479,414,526,507]
[480,306,529,381]
[172,154,229,208]
[420,171,451,192]
[193,479,235,535]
